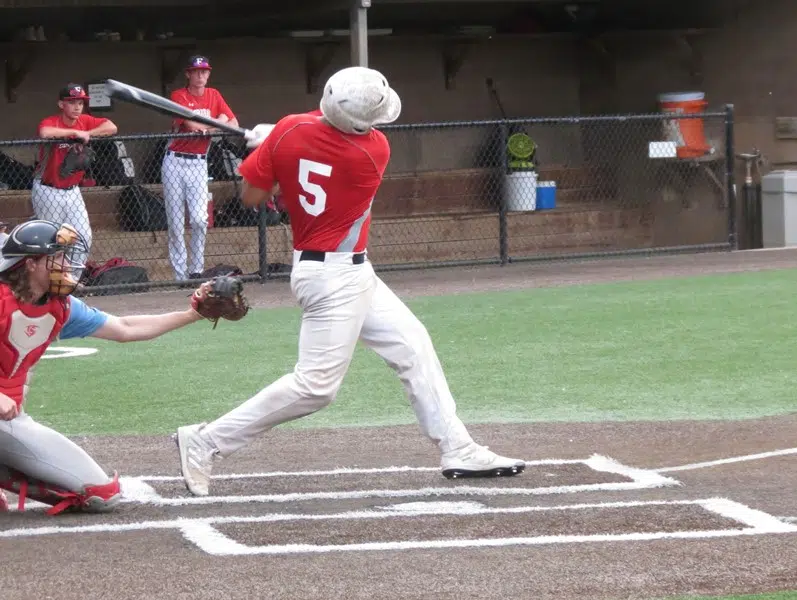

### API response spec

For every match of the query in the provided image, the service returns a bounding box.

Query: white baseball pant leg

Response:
[31,180,92,274]
[0,411,113,492]
[201,252,474,457]
[162,152,189,280]
[162,153,209,280]
[184,158,209,276]
[202,252,377,455]
[358,277,474,455]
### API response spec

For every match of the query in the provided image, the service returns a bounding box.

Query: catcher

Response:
[0,218,248,515]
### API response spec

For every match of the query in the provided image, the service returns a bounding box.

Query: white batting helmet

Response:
[320,66,401,135]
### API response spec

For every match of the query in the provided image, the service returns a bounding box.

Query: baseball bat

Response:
[104,78,250,137]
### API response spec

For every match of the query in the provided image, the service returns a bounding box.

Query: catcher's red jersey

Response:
[238,112,390,253]
[37,114,109,188]
[0,286,69,407]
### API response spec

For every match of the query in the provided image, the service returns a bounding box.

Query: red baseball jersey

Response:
[168,87,235,155]
[36,114,109,188]
[238,113,390,253]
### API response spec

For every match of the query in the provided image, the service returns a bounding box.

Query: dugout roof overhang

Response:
[0,0,741,40]
[0,0,741,101]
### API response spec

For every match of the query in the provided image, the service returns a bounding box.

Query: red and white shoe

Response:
[0,490,9,512]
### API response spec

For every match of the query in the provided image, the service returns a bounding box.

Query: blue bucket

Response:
[536,181,556,210]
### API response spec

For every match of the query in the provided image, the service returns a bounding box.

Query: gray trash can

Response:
[761,170,797,247]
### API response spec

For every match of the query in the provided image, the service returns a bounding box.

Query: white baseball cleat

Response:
[174,423,219,497]
[440,443,526,479]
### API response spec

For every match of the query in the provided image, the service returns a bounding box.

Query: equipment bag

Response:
[118,184,169,232]
[80,257,150,296]
[88,139,135,187]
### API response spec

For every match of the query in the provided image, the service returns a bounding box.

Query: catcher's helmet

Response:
[0,219,88,295]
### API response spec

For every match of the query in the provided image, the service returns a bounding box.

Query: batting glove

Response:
[244,123,275,149]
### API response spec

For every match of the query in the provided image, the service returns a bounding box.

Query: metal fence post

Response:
[498,121,509,265]
[724,103,738,250]
[258,203,269,282]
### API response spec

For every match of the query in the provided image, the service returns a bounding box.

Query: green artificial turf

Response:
[25,268,797,436]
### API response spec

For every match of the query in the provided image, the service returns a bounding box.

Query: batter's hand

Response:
[0,393,18,421]
[244,123,275,149]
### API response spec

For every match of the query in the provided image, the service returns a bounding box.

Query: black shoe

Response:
[188,272,203,280]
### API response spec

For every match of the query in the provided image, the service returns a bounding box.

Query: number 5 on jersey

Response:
[298,159,332,216]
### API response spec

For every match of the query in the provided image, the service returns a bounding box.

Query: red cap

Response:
[59,83,89,100]
[186,55,212,70]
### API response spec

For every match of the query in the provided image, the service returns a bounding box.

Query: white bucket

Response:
[505,171,538,212]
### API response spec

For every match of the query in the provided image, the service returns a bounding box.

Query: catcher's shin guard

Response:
[0,469,122,515]
[0,490,8,512]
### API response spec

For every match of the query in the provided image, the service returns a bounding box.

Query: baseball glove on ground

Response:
[190,275,250,328]
[59,143,96,179]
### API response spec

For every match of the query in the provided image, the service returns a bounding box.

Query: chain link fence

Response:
[0,107,735,295]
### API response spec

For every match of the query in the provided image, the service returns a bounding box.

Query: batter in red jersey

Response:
[175,67,525,496]
[161,55,238,280]
[33,83,118,271]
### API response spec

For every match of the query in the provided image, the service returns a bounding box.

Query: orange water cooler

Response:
[658,92,711,158]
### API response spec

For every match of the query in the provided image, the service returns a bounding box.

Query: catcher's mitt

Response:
[59,143,96,179]
[191,275,250,328]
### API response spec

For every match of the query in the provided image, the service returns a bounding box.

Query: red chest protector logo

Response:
[25,324,38,337]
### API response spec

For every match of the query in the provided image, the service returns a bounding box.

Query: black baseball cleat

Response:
[440,444,526,480]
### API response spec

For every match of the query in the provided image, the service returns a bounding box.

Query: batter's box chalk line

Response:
[2,497,796,557]
[116,454,682,507]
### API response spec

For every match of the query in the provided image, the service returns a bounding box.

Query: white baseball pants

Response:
[31,179,92,271]
[0,410,113,493]
[202,251,475,457]
[161,152,209,280]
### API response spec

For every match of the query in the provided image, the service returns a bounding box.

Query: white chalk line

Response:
[131,459,585,482]
[780,516,797,523]
[0,498,698,538]
[116,454,679,506]
[120,481,675,507]
[4,497,794,542]
[186,527,797,556]
[179,498,797,556]
[655,447,797,473]
[181,495,797,556]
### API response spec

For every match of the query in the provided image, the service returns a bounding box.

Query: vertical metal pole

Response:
[350,0,370,67]
[498,122,509,265]
[258,204,269,282]
[724,103,738,250]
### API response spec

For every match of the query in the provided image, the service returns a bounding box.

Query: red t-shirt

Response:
[37,114,109,188]
[168,87,235,155]
[238,113,390,253]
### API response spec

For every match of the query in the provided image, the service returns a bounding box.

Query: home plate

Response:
[376,501,487,515]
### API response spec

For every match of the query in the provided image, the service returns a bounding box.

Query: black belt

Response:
[169,151,207,160]
[300,250,366,265]
[40,182,77,190]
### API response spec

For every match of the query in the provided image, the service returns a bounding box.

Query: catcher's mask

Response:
[0,220,87,296]
[319,66,401,135]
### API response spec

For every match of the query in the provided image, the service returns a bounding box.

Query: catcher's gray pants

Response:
[0,410,112,494]
[31,178,92,271]
[202,250,475,457]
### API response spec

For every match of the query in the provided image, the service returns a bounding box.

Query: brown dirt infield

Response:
[1,248,796,600]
